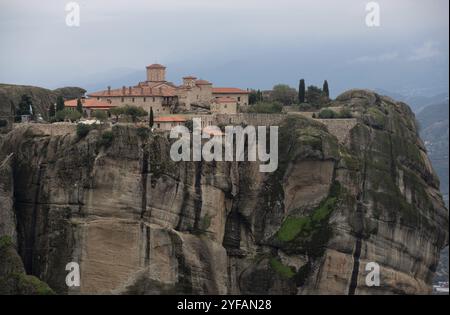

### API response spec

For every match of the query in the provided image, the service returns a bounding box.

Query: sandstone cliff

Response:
[0,90,448,294]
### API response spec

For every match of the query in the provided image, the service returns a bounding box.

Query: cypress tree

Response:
[48,103,56,118]
[56,95,65,112]
[76,98,83,113]
[298,79,305,103]
[149,107,154,128]
[323,80,329,98]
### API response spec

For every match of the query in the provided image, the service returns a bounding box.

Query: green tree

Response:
[92,110,108,121]
[270,84,297,105]
[257,90,263,102]
[298,79,305,103]
[66,110,82,122]
[109,107,123,120]
[56,96,65,112]
[17,94,33,116]
[323,80,329,98]
[76,98,83,113]
[306,85,327,108]
[48,103,56,118]
[249,90,258,105]
[55,108,81,122]
[123,105,147,122]
[149,107,154,128]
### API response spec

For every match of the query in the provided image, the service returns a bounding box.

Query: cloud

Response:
[349,52,399,64]
[408,41,441,61]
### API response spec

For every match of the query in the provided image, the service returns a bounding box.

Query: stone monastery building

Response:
[85,64,249,115]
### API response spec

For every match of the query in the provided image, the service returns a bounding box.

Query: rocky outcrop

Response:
[0,83,86,120]
[0,90,448,294]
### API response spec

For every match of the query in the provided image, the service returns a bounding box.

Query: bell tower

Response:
[146,64,166,82]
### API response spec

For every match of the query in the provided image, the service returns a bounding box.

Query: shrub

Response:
[55,109,81,122]
[269,258,296,279]
[99,130,114,147]
[66,110,82,122]
[338,108,352,118]
[137,127,149,139]
[248,102,283,114]
[318,108,336,119]
[92,110,108,121]
[298,103,312,111]
[76,123,91,138]
[0,236,13,250]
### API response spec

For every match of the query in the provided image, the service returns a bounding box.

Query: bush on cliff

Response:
[318,108,336,119]
[98,130,114,147]
[248,102,283,114]
[76,123,91,138]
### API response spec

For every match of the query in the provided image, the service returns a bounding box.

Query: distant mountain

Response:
[418,100,449,204]
[417,100,449,290]
[375,88,449,113]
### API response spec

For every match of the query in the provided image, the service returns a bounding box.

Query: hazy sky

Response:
[0,0,448,96]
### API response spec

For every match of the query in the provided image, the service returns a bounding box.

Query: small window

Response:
[153,97,155,102]
[224,104,227,108]
[157,123,160,128]
[121,97,124,102]
[238,97,241,101]
[97,97,100,100]
[132,98,135,102]
[143,97,146,102]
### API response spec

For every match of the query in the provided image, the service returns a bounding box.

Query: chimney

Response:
[107,86,111,95]
[140,87,144,95]
[128,86,132,95]
[122,86,126,94]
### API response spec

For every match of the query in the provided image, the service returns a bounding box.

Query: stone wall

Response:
[13,123,76,136]
[316,118,358,145]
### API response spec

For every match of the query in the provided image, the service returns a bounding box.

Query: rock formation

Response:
[0,90,448,294]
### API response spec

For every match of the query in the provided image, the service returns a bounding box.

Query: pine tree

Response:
[76,98,83,113]
[298,79,305,103]
[149,107,154,128]
[323,80,329,98]
[56,96,65,112]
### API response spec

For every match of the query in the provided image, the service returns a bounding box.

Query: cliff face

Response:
[0,90,448,295]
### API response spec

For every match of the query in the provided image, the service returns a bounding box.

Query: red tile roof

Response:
[196,79,212,85]
[212,87,249,94]
[64,98,115,109]
[88,85,177,97]
[215,97,236,104]
[146,64,166,69]
[154,116,187,123]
